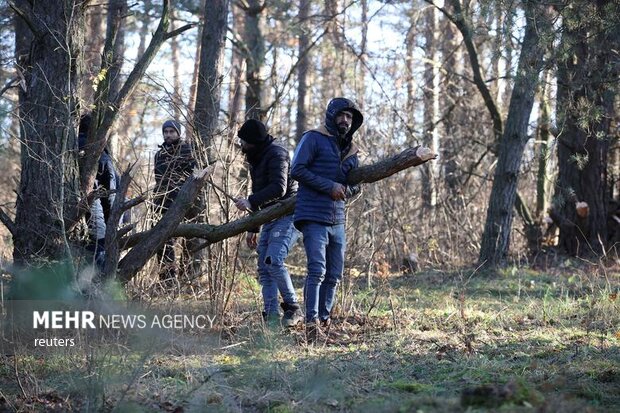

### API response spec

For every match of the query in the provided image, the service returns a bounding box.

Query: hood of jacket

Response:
[324,97,363,146]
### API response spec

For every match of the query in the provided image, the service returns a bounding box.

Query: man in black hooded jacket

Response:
[234,119,303,327]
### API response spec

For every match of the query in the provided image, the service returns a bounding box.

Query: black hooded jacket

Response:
[246,137,297,212]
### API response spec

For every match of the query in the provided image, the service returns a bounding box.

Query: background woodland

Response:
[0,0,618,298]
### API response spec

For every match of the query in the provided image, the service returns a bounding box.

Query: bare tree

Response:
[550,0,620,256]
[295,0,311,140]
[193,0,229,155]
[421,4,440,210]
[242,0,266,120]
[478,3,554,266]
[5,0,194,265]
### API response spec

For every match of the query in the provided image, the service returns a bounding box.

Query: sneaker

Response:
[281,302,303,327]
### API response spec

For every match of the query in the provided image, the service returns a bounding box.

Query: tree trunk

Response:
[491,1,503,115]
[535,70,552,219]
[295,0,311,140]
[405,12,416,136]
[439,7,462,198]
[478,4,553,266]
[421,5,440,209]
[193,0,229,158]
[358,0,368,108]
[12,0,86,263]
[170,9,183,120]
[136,0,151,59]
[323,0,343,97]
[226,2,245,135]
[551,1,619,256]
[188,0,204,118]
[105,0,127,157]
[82,4,105,106]
[105,0,127,103]
[244,0,265,120]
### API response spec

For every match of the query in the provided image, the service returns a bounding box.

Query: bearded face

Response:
[335,110,353,135]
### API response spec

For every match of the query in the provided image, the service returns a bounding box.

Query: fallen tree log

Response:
[120,146,436,260]
[117,165,215,282]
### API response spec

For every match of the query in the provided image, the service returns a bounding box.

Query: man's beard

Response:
[337,123,350,135]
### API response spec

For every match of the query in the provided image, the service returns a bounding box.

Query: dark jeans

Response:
[300,222,346,322]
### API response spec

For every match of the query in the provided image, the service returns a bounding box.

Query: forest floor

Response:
[1,258,619,412]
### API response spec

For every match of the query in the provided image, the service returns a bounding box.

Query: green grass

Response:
[1,264,619,411]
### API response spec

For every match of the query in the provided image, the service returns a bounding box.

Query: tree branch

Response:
[121,146,437,255]
[0,207,16,237]
[163,23,196,40]
[427,0,503,141]
[102,163,135,280]
[0,77,19,98]
[7,0,43,38]
[122,194,146,211]
[117,165,215,282]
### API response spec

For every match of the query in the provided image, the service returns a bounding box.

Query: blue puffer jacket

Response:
[291,124,360,227]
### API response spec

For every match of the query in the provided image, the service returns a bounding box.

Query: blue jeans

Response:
[257,214,300,315]
[300,222,346,322]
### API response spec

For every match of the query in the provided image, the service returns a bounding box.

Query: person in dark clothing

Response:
[235,119,303,327]
[78,113,118,271]
[153,119,199,285]
[291,97,362,340]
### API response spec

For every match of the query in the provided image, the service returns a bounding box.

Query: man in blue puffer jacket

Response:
[291,97,362,340]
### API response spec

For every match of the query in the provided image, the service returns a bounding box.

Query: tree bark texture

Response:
[226,2,245,135]
[439,10,462,198]
[422,5,440,209]
[244,0,265,120]
[193,0,229,158]
[551,1,619,256]
[105,0,127,104]
[478,4,553,267]
[11,0,86,263]
[295,0,311,140]
[535,71,552,219]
